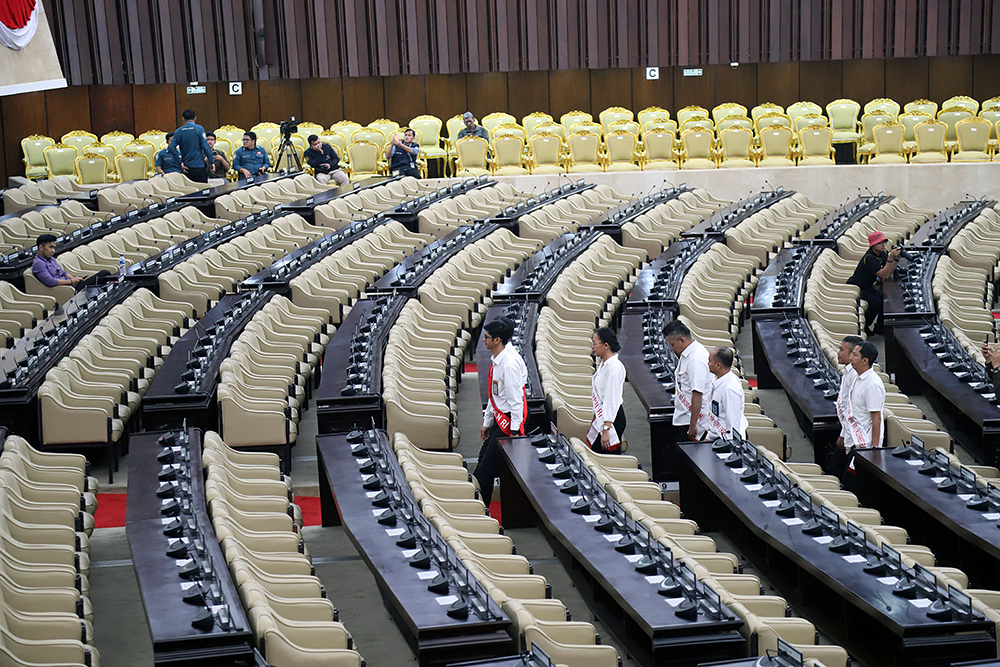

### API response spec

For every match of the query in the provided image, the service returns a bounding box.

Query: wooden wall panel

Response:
[132,84,177,134]
[506,71,548,121]
[631,67,674,116]
[2,93,46,181]
[929,55,975,102]
[465,72,507,121]
[715,63,758,110]
[757,61,799,107]
[216,81,263,132]
[885,58,930,103]
[548,70,591,119]
[798,61,843,107]
[259,80,304,127]
[89,86,135,137]
[383,75,427,125]
[673,67,715,110]
[174,84,220,132]
[299,79,343,128]
[972,54,1000,101]
[589,69,633,114]
[342,77,386,125]
[45,87,92,140]
[425,74,468,121]
[842,59,886,105]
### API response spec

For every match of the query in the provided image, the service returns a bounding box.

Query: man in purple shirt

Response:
[32,234,109,291]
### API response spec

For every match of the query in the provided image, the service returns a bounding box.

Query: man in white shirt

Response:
[702,347,748,440]
[660,319,710,480]
[476,317,527,507]
[831,335,863,477]
[841,340,885,490]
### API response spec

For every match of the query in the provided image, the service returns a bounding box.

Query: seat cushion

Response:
[455,167,490,177]
[681,158,717,169]
[911,153,948,163]
[495,166,530,175]
[568,164,603,173]
[869,155,907,165]
[605,163,641,172]
[832,131,861,142]
[420,147,447,158]
[798,156,835,166]
[720,158,756,169]
[642,160,678,171]
[531,165,566,174]
[952,151,991,162]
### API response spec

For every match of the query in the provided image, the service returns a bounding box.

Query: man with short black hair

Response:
[702,346,748,441]
[476,317,527,509]
[659,319,710,480]
[32,234,110,291]
[232,132,270,179]
[168,109,214,183]
[304,134,348,186]
[205,132,230,179]
[840,340,885,490]
[830,335,864,477]
[154,132,182,176]
[385,128,420,178]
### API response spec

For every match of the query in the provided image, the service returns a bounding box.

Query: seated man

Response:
[205,132,231,179]
[154,132,183,176]
[847,231,901,335]
[304,135,348,186]
[232,132,271,180]
[32,234,110,291]
[385,129,421,178]
[456,111,490,141]
[983,341,1000,399]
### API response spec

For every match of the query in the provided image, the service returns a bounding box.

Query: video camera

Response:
[894,245,915,262]
[279,117,298,139]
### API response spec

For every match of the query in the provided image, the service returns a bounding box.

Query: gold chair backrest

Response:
[872,121,904,156]
[76,155,109,184]
[605,130,637,162]
[643,132,675,161]
[456,136,489,170]
[492,136,524,167]
[913,121,947,153]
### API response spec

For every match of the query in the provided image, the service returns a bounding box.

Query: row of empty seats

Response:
[218,296,329,471]
[395,431,620,666]
[289,221,433,324]
[932,206,1000,362]
[38,288,193,480]
[158,214,326,317]
[535,235,646,438]
[0,434,100,667]
[0,282,55,348]
[416,183,530,237]
[620,189,728,259]
[383,228,540,450]
[516,185,630,245]
[204,431,364,666]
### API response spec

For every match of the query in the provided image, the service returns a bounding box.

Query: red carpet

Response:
[490,501,501,525]
[296,496,323,526]
[94,493,127,529]
[748,378,758,388]
[464,362,477,374]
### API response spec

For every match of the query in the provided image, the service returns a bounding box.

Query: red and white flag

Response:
[0,0,38,51]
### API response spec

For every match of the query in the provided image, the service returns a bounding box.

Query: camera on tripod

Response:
[279,117,298,139]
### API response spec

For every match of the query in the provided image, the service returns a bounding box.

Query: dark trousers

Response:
[76,270,111,291]
[473,422,505,507]
[185,167,209,183]
[590,406,627,453]
[393,167,421,179]
[860,286,884,334]
[652,423,693,482]
[827,447,857,492]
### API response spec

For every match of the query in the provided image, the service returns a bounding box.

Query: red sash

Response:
[488,362,527,436]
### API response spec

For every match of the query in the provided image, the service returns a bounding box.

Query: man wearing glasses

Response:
[476,318,527,510]
[232,131,271,180]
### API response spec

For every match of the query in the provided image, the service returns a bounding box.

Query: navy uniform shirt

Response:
[233,145,271,175]
[168,121,213,169]
[155,147,183,174]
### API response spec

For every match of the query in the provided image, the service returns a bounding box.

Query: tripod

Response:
[274,134,302,173]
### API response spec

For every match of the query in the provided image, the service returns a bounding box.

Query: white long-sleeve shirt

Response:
[672,340,710,433]
[836,364,858,442]
[587,354,626,445]
[701,370,748,440]
[483,345,528,432]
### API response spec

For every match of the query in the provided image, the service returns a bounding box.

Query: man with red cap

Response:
[847,230,901,335]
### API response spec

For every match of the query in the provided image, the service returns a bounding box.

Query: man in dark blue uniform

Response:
[385,128,420,178]
[155,132,182,175]
[232,132,271,180]
[168,109,214,183]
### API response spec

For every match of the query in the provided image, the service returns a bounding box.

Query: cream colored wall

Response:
[432,162,1000,212]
